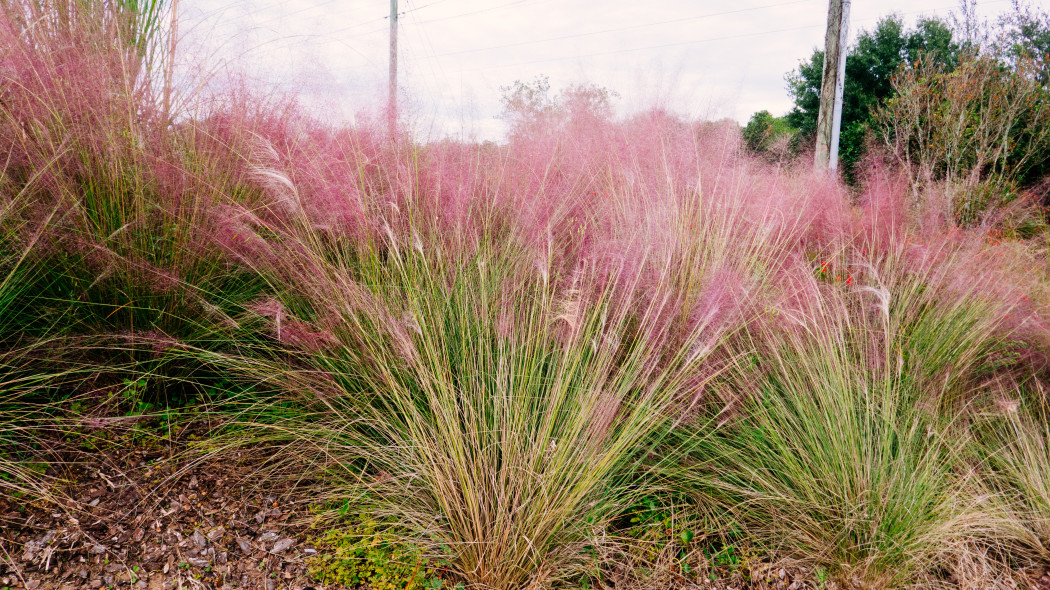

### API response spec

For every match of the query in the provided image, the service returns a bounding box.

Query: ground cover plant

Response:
[4,1,1050,589]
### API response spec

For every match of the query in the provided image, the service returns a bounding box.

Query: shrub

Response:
[873,53,1050,226]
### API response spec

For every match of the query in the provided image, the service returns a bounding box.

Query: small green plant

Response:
[709,545,740,570]
[608,496,708,584]
[815,566,828,589]
[122,378,154,416]
[307,517,447,590]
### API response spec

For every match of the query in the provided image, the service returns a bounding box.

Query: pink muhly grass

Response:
[12,5,1050,580]
[204,203,280,267]
[684,268,750,357]
[248,297,338,353]
[117,330,187,356]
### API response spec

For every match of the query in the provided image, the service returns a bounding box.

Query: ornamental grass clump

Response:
[971,384,1050,570]
[0,0,193,342]
[197,107,856,588]
[0,0,280,383]
[0,0,283,495]
[210,204,715,590]
[0,213,65,502]
[196,96,1050,588]
[665,171,1050,586]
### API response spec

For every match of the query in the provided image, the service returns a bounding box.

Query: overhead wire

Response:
[251,0,350,29]
[456,0,1018,72]
[404,0,455,99]
[398,0,440,109]
[412,0,814,60]
[408,0,542,26]
[187,0,1023,135]
[398,0,453,17]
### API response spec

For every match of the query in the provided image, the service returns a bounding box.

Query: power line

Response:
[412,0,813,60]
[200,0,462,35]
[399,0,452,16]
[201,0,1022,106]
[454,0,1017,72]
[267,14,390,42]
[252,0,363,29]
[408,0,540,26]
[462,23,825,72]
[232,31,383,69]
[404,0,452,90]
[402,0,456,115]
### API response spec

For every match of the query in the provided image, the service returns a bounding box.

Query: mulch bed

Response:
[7,420,1050,590]
[0,421,337,590]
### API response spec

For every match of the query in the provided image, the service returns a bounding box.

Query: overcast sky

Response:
[179,0,1024,141]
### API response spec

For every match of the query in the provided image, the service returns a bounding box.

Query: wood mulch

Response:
[0,420,340,590]
[6,420,1050,590]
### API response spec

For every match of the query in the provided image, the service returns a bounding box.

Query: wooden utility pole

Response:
[815,0,850,172]
[388,0,398,138]
[163,0,179,125]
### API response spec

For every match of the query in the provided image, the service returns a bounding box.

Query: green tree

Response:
[499,75,557,135]
[996,1,1050,86]
[742,110,797,161]
[499,76,618,141]
[786,15,961,179]
[992,1,1050,190]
